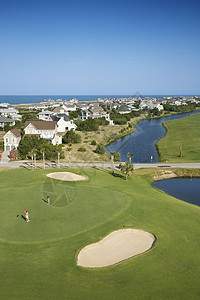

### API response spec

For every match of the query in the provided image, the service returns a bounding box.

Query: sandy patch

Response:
[77,229,155,268]
[46,172,87,181]
[153,170,177,181]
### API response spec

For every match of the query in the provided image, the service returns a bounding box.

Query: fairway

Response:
[0,167,200,299]
[157,112,200,162]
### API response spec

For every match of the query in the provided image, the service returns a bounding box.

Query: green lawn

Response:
[0,167,200,299]
[157,112,200,162]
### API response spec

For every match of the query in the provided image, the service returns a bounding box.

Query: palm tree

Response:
[109,152,115,175]
[121,161,134,181]
[39,145,46,169]
[29,148,36,171]
[127,152,134,164]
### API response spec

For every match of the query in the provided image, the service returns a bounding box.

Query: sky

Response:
[0,0,200,95]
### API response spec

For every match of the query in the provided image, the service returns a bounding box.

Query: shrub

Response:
[91,140,96,145]
[9,149,20,160]
[78,147,86,152]
[76,118,99,132]
[18,135,64,160]
[97,117,109,126]
[95,144,106,155]
[62,129,81,144]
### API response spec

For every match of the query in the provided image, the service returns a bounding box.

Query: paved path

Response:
[1,151,10,162]
[0,161,200,169]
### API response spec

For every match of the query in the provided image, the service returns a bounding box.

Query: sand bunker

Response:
[46,172,87,181]
[77,229,155,268]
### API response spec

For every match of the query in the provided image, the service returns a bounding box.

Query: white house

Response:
[117,104,131,114]
[4,128,21,151]
[52,106,69,115]
[62,103,76,112]
[80,104,113,125]
[38,110,54,121]
[24,121,62,145]
[0,107,19,118]
[51,114,77,132]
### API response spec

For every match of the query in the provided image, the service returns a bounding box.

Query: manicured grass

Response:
[157,112,200,162]
[0,167,200,299]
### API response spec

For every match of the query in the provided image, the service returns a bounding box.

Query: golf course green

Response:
[0,167,200,299]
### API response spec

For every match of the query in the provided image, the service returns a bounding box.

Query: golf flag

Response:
[23,209,26,213]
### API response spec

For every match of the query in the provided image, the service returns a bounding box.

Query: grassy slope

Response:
[157,112,200,162]
[0,167,200,299]
[62,115,146,163]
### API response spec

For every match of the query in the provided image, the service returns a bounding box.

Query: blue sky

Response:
[0,0,199,95]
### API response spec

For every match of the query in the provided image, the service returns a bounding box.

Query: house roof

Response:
[38,110,53,115]
[10,128,21,137]
[52,106,68,113]
[117,105,131,112]
[0,117,14,122]
[24,121,56,130]
[51,114,70,122]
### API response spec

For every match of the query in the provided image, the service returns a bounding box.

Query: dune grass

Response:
[0,167,200,299]
[157,112,200,162]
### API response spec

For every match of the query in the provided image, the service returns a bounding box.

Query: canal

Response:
[106,110,200,163]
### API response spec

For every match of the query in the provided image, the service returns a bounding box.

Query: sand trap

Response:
[46,172,87,181]
[77,229,155,268]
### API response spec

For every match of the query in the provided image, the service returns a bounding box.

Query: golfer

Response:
[47,194,50,205]
[26,210,30,222]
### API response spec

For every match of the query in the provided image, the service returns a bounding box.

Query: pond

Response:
[106,110,200,163]
[152,178,200,207]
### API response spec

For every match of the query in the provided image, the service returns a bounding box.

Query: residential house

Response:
[0,102,10,108]
[76,102,90,111]
[38,110,54,121]
[24,121,62,145]
[52,106,69,115]
[0,107,20,118]
[51,114,77,132]
[27,103,46,110]
[4,128,21,151]
[0,117,15,129]
[62,102,77,112]
[117,104,131,114]
[81,104,113,125]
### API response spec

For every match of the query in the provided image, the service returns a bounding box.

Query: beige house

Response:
[24,121,62,145]
[4,128,21,151]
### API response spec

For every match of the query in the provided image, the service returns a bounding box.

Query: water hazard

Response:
[106,111,200,163]
[152,178,200,207]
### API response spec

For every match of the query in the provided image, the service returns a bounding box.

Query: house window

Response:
[6,138,8,143]
[13,138,15,143]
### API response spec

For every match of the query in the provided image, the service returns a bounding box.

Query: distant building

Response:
[38,110,54,121]
[52,106,69,115]
[117,104,131,114]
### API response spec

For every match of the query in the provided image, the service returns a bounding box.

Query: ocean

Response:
[0,95,198,105]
